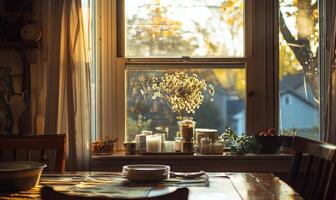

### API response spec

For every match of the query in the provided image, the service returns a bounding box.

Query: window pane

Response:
[83,0,98,142]
[125,0,244,57]
[279,0,320,140]
[126,67,246,142]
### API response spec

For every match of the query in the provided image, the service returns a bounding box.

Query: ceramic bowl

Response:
[0,161,46,192]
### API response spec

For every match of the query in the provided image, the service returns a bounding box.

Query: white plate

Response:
[122,164,170,181]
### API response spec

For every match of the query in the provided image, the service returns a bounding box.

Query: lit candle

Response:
[146,135,162,152]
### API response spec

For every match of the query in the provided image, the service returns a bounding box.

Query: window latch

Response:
[247,91,255,98]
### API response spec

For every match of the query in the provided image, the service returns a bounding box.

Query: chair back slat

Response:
[40,149,45,161]
[26,149,31,161]
[12,149,16,161]
[55,147,66,172]
[0,134,66,172]
[300,155,313,194]
[288,136,336,200]
[326,165,336,200]
[288,152,302,186]
[316,161,332,199]
[310,158,324,198]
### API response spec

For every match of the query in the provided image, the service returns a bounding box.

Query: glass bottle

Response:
[200,137,212,155]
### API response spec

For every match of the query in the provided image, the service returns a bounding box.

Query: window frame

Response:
[96,0,287,150]
[115,0,259,150]
[277,0,327,140]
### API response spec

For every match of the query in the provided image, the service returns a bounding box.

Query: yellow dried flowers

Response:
[142,72,215,118]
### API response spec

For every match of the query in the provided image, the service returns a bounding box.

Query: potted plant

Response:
[255,128,282,154]
[279,128,297,152]
[221,128,262,155]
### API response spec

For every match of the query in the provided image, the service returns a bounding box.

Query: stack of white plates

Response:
[122,164,170,181]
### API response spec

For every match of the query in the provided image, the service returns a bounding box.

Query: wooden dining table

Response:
[0,172,302,200]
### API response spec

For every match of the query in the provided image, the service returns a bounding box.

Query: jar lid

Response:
[196,128,217,133]
[141,130,153,135]
[181,119,195,124]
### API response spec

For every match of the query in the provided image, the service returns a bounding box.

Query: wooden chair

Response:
[0,134,66,172]
[288,136,336,200]
[41,186,189,200]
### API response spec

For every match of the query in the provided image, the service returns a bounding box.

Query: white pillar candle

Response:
[146,135,162,153]
[154,133,166,143]
[154,133,166,151]
[164,141,175,152]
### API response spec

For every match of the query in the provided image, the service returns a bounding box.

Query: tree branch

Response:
[279,10,319,100]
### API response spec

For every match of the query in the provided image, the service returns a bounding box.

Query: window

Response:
[279,0,321,140]
[126,67,246,142]
[125,0,244,57]
[82,0,98,142]
[122,0,248,142]
[89,0,327,150]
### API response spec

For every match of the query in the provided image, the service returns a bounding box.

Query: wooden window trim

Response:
[97,0,279,150]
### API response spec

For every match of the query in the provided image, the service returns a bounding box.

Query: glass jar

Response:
[135,134,146,154]
[124,142,136,155]
[212,140,224,155]
[175,137,183,152]
[182,141,194,153]
[200,137,212,155]
[164,141,176,152]
[178,119,195,142]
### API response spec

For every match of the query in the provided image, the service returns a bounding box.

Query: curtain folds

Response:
[326,0,336,144]
[45,0,91,170]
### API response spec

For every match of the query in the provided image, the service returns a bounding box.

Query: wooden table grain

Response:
[0,172,302,200]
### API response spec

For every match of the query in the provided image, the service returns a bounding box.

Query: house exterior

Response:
[228,73,319,139]
[279,73,319,139]
[279,90,319,131]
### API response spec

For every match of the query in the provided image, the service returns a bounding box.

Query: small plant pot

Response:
[255,136,282,154]
[280,135,294,148]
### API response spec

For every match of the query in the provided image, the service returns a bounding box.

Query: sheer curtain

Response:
[326,0,336,144]
[45,0,91,170]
